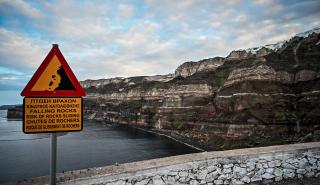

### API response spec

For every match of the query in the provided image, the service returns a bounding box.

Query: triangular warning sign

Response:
[21,44,86,97]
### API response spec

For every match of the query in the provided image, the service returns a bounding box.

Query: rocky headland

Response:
[0,105,17,110]
[81,27,320,150]
[6,105,23,119]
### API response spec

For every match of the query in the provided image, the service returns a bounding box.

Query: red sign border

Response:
[21,44,86,97]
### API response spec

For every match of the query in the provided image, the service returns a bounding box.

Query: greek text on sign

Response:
[23,97,82,133]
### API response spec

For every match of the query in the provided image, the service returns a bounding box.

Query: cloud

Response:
[0,28,49,91]
[117,3,134,20]
[0,67,26,90]
[39,1,113,42]
[0,0,42,19]
[0,28,47,71]
[0,0,319,92]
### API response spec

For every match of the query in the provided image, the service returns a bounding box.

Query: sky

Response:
[0,0,319,105]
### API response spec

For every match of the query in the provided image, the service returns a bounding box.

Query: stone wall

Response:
[17,142,320,185]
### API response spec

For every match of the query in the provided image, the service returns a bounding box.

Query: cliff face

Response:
[174,57,225,77]
[7,105,23,119]
[82,28,320,149]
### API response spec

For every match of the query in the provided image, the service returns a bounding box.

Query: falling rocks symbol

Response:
[55,66,76,90]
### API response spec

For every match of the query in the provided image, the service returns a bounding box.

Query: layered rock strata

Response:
[81,28,320,149]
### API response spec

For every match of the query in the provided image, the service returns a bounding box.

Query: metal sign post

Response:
[50,133,57,185]
[20,44,86,184]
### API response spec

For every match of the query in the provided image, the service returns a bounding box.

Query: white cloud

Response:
[0,28,47,71]
[0,0,319,86]
[115,21,171,54]
[25,0,114,46]
[117,4,134,20]
[0,0,42,19]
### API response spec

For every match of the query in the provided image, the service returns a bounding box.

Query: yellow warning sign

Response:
[20,44,85,97]
[23,97,82,133]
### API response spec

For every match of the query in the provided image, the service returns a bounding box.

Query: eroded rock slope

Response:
[81,28,320,149]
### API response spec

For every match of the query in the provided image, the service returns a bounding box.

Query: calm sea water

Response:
[0,110,197,183]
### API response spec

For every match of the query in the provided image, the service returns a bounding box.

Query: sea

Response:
[0,110,197,183]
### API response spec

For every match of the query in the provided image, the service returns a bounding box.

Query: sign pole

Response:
[50,133,57,185]
[20,44,86,185]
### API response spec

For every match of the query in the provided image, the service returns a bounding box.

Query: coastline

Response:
[98,120,320,152]
[109,123,211,154]
[87,119,209,152]
[132,126,206,152]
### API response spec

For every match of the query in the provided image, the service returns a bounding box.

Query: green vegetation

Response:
[174,115,185,130]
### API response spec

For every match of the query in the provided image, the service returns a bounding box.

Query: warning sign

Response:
[31,55,76,91]
[23,97,82,133]
[21,44,86,97]
[21,44,85,134]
